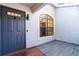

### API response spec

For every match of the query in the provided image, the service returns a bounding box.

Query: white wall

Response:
[26,4,56,48]
[55,6,79,45]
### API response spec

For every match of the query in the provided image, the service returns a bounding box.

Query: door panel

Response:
[0,6,1,55]
[1,7,9,54]
[1,6,25,55]
[14,9,25,49]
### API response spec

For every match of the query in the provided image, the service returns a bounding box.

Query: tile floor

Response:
[25,47,45,56]
[37,40,79,56]
[6,47,45,56]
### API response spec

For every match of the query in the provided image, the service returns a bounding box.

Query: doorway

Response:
[0,5,26,55]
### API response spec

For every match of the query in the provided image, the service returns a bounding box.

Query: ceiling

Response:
[21,3,44,8]
[21,3,37,8]
[21,3,47,12]
[52,3,79,7]
[21,3,79,8]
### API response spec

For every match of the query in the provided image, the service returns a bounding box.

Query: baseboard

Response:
[55,39,79,46]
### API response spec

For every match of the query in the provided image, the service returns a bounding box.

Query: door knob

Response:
[14,16,16,19]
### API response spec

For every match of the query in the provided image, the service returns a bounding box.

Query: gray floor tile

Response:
[36,40,79,56]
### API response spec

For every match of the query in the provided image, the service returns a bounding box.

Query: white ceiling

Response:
[52,3,79,7]
[21,3,79,8]
[21,3,44,8]
[21,3,46,12]
[21,3,36,8]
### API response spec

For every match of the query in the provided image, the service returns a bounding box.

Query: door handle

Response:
[14,16,16,19]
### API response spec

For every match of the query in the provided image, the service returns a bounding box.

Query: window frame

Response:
[40,14,54,37]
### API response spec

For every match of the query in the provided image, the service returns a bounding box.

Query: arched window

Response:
[40,14,54,37]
